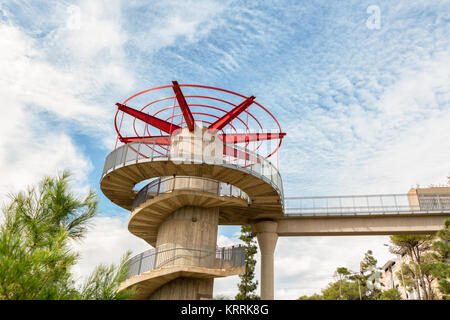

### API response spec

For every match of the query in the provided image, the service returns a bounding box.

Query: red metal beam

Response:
[119,135,171,145]
[172,81,195,132]
[220,132,286,144]
[222,145,263,164]
[223,145,251,161]
[116,103,180,135]
[208,96,255,131]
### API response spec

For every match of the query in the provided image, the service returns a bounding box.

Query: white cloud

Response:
[70,216,149,284]
[62,1,126,59]
[217,233,242,247]
[279,49,450,196]
[0,0,137,203]
[0,23,116,142]
[47,0,134,93]
[0,130,92,201]
[0,23,97,203]
[331,51,450,194]
[129,0,229,53]
[273,236,396,299]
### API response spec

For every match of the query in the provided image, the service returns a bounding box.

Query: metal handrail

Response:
[131,176,249,211]
[125,244,246,280]
[101,137,284,208]
[284,193,450,216]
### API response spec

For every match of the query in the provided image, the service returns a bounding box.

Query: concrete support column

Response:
[253,220,278,300]
[151,205,219,300]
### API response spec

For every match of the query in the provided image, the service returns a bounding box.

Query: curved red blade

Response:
[172,81,195,132]
[208,96,255,131]
[119,135,171,145]
[220,132,286,144]
[223,145,261,164]
[116,103,180,134]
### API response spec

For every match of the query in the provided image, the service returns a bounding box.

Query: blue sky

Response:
[1,0,449,299]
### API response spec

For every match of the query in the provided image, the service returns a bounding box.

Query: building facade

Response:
[380,185,449,299]
[380,249,443,300]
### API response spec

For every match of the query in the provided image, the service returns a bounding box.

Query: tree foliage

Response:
[395,261,418,298]
[297,293,324,300]
[378,288,402,300]
[79,252,135,300]
[322,279,362,300]
[235,225,260,300]
[427,218,450,299]
[213,294,233,300]
[0,171,134,300]
[297,250,382,300]
[389,234,434,299]
[359,250,382,299]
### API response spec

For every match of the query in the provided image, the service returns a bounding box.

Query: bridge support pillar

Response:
[253,220,278,300]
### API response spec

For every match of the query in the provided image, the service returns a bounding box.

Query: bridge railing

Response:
[284,193,450,216]
[125,244,246,280]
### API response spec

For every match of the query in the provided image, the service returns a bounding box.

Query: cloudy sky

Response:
[1,0,449,299]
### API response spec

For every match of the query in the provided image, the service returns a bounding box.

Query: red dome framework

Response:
[113,81,286,168]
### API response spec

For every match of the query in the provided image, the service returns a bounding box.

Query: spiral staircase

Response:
[100,129,284,299]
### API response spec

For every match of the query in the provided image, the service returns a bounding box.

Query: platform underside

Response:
[129,190,251,246]
[100,160,284,222]
[119,265,245,300]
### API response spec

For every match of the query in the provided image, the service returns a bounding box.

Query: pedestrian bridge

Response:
[284,193,450,216]
[275,192,450,237]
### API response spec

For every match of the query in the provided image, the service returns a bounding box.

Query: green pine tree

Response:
[360,250,382,299]
[297,250,380,300]
[297,293,324,300]
[378,288,402,300]
[235,225,260,300]
[321,279,362,300]
[0,171,134,300]
[389,235,433,300]
[427,218,450,299]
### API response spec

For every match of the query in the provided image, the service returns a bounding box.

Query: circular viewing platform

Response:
[132,176,249,211]
[128,176,250,245]
[100,137,285,224]
[120,244,246,299]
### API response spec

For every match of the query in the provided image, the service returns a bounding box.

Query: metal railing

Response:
[132,176,249,211]
[101,136,284,204]
[284,193,450,216]
[125,244,246,280]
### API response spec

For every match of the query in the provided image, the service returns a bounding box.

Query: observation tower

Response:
[100,81,286,300]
